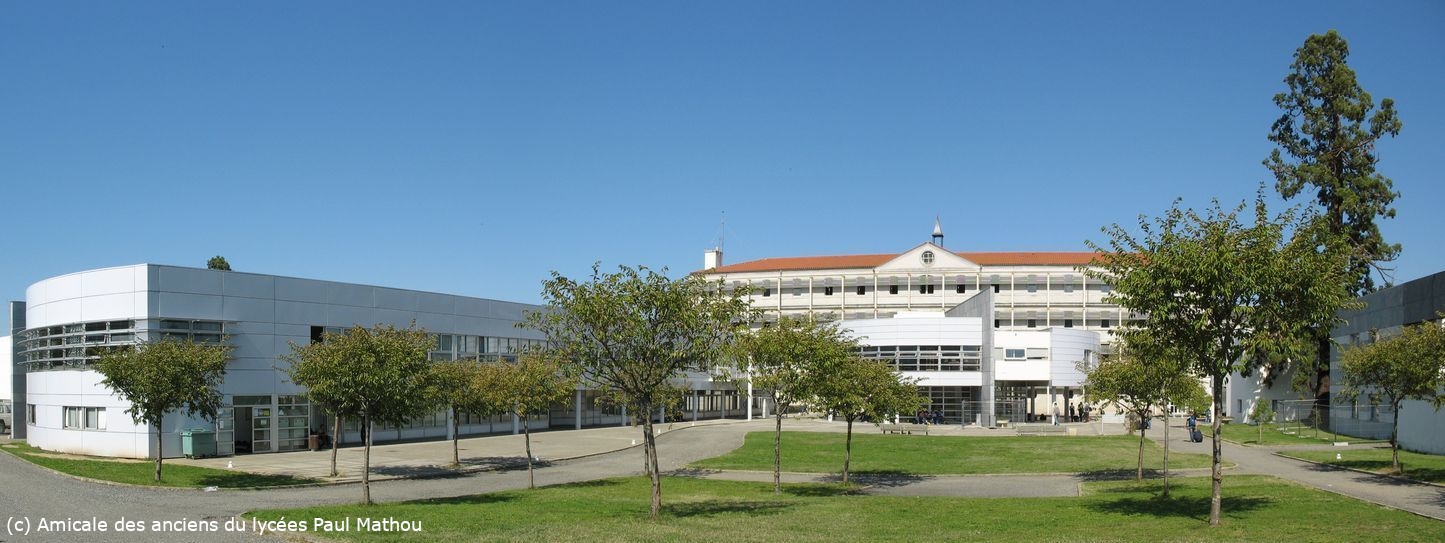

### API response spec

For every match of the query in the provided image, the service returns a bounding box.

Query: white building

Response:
[700,221,1109,425]
[6,264,744,459]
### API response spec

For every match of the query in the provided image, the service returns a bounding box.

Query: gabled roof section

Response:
[701,250,1099,274]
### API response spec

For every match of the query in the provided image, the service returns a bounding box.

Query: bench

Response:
[879,424,930,435]
[1015,424,1067,436]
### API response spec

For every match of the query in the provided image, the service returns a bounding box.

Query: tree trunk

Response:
[773,407,783,494]
[452,407,461,468]
[1162,408,1171,497]
[1136,412,1146,482]
[153,420,163,482]
[362,416,372,505]
[330,413,341,477]
[641,412,661,520]
[842,418,854,484]
[1390,400,1401,474]
[1209,374,1224,526]
[523,413,535,489]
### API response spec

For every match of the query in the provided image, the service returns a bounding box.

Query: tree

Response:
[1249,399,1276,445]
[430,358,505,468]
[207,256,232,271]
[1265,30,1403,406]
[285,323,437,504]
[522,264,753,519]
[731,316,857,493]
[493,349,579,489]
[1081,339,1205,492]
[811,356,924,484]
[94,338,230,482]
[1337,320,1445,474]
[1088,197,1352,525]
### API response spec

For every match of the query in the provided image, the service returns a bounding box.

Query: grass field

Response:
[0,442,315,488]
[1282,447,1445,484]
[1204,421,1381,446]
[690,431,1215,475]
[248,475,1445,543]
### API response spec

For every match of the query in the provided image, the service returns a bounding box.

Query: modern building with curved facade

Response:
[6,264,747,459]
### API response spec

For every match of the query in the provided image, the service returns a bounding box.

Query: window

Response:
[919,284,934,294]
[1005,349,1025,360]
[921,250,935,264]
[1064,319,1074,328]
[824,286,834,296]
[1063,284,1074,293]
[1100,284,1113,293]
[993,319,1001,329]
[27,404,36,426]
[63,406,105,430]
[1027,319,1036,328]
[792,287,802,296]
[1101,319,1111,328]
[856,286,865,295]
[955,284,965,293]
[1027,284,1038,293]
[889,285,899,295]
[762,288,771,297]
[992,284,1000,294]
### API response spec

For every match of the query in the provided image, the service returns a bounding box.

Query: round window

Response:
[921,250,935,265]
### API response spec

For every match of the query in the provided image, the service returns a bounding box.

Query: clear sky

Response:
[3,2,1442,306]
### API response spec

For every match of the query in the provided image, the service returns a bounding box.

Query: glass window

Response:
[856,286,865,295]
[1004,349,1025,360]
[824,286,834,296]
[1101,319,1111,328]
[1027,284,1038,293]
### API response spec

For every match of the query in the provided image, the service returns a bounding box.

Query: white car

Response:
[0,401,11,435]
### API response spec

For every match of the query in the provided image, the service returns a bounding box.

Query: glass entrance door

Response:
[251,407,272,453]
[215,406,235,456]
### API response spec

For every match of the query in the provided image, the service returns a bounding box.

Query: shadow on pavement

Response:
[1077,469,1161,483]
[840,470,934,489]
[460,455,556,472]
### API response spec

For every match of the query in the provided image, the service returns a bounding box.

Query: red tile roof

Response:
[703,251,1100,274]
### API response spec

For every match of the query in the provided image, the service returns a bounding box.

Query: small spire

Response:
[931,216,944,247]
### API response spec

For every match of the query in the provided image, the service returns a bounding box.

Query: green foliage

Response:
[94,337,230,481]
[1083,339,1205,483]
[522,263,754,518]
[493,349,580,488]
[1250,400,1276,445]
[284,323,438,503]
[1087,196,1353,525]
[1337,319,1445,473]
[731,316,860,492]
[810,357,925,483]
[206,255,232,270]
[430,358,506,467]
[1266,30,1403,296]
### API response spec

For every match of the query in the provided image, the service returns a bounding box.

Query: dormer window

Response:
[921,250,935,265]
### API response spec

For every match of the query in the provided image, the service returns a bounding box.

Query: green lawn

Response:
[249,475,1445,542]
[0,442,315,488]
[1281,447,1445,484]
[690,431,1214,475]
[1205,421,1380,446]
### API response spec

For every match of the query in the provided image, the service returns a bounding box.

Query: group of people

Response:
[914,409,944,425]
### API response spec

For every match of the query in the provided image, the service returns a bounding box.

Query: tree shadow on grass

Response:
[665,499,796,518]
[781,484,864,497]
[411,493,519,506]
[194,472,317,488]
[1088,495,1272,521]
[1077,469,1161,484]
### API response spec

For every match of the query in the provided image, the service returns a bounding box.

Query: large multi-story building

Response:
[4,264,745,459]
[699,221,1117,425]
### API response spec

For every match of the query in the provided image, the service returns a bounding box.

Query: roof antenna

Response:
[717,211,726,253]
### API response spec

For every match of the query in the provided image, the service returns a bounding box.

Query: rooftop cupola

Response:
[931,217,944,247]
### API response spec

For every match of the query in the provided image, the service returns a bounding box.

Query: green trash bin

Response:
[182,428,217,459]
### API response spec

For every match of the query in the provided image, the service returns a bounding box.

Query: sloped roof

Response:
[704,251,1099,274]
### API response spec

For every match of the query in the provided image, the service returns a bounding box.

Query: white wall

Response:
[1,335,11,403]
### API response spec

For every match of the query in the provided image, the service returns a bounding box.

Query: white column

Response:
[746,378,754,420]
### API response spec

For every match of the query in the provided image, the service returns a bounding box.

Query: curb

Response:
[1271,451,1445,522]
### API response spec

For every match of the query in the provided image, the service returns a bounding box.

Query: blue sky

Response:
[3,2,1442,306]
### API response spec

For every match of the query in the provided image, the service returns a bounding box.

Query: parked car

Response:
[0,401,12,435]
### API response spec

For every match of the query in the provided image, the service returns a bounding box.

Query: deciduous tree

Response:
[522,264,752,519]
[731,316,857,493]
[811,356,923,484]
[285,323,437,504]
[94,338,230,482]
[493,349,578,489]
[1088,196,1352,525]
[431,358,505,468]
[1338,319,1445,473]
[206,256,232,271]
[1082,341,1203,491]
